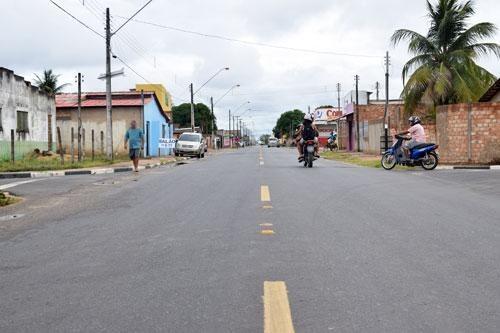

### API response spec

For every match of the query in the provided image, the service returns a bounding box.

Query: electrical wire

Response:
[49,0,104,38]
[115,16,383,59]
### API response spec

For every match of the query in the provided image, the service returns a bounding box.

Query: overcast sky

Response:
[2,0,499,136]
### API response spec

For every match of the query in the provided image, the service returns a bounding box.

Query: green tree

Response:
[273,109,305,138]
[391,0,500,112]
[259,134,271,144]
[33,69,69,96]
[172,103,217,134]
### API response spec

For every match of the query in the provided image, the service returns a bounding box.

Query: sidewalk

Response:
[321,150,500,170]
[0,156,185,179]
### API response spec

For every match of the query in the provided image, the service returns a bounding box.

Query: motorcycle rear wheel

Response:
[381,153,397,170]
[421,152,438,170]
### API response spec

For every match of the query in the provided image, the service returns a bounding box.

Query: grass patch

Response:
[321,151,382,168]
[0,154,129,172]
[0,192,21,207]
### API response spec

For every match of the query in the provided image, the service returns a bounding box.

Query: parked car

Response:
[268,138,279,148]
[174,132,206,158]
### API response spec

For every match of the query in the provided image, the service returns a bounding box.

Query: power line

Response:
[49,0,104,39]
[115,16,383,59]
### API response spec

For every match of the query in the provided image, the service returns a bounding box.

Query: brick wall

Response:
[436,102,500,164]
[352,103,437,153]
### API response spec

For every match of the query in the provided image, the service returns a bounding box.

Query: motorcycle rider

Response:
[328,130,337,144]
[400,116,426,160]
[297,114,320,160]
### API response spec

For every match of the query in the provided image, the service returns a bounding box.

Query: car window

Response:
[179,134,201,142]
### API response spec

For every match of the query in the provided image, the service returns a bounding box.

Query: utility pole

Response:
[383,51,390,151]
[77,73,82,162]
[105,8,113,160]
[228,109,231,148]
[336,83,341,112]
[210,96,215,149]
[190,83,195,132]
[336,83,342,149]
[355,75,360,152]
[232,115,235,147]
[375,81,380,101]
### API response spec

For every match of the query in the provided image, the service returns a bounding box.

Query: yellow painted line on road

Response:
[262,205,273,209]
[259,223,273,227]
[261,229,275,235]
[261,185,271,202]
[263,281,295,333]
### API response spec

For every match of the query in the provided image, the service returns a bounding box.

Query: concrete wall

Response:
[56,106,142,156]
[436,102,500,164]
[0,68,56,159]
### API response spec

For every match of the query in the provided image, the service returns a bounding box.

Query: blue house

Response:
[142,91,172,157]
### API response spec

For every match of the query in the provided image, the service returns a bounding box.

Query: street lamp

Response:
[234,101,251,114]
[210,84,240,149]
[214,84,240,107]
[190,67,229,132]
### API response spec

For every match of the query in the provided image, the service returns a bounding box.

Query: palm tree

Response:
[391,0,500,112]
[33,69,69,96]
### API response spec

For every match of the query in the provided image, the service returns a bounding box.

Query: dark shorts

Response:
[129,148,141,160]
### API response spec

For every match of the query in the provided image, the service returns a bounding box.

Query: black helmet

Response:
[409,116,421,126]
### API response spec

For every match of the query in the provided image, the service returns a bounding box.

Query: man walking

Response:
[124,120,144,172]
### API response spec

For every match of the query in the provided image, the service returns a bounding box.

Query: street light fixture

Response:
[190,67,230,132]
[214,84,240,106]
[234,101,251,114]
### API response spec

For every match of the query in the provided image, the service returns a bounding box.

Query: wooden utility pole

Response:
[105,8,113,160]
[77,72,82,162]
[228,109,231,148]
[375,81,380,101]
[383,51,390,151]
[190,83,195,132]
[355,75,360,152]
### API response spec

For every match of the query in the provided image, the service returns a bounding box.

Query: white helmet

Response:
[304,113,313,122]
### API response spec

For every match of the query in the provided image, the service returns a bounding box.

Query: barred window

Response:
[17,111,29,133]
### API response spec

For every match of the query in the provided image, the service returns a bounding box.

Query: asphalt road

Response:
[1,147,499,332]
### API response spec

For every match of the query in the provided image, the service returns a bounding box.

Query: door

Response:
[146,121,150,157]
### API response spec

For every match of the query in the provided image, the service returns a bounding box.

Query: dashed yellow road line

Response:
[262,205,273,209]
[263,281,295,333]
[261,229,275,235]
[261,185,271,202]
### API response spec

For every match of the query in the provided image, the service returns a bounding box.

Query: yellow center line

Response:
[263,281,295,333]
[260,185,271,202]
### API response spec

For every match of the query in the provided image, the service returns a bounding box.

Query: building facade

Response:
[0,67,56,160]
[56,91,172,157]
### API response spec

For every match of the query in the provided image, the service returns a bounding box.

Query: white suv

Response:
[174,132,206,158]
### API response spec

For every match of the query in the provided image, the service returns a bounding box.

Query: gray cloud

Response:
[1,0,499,136]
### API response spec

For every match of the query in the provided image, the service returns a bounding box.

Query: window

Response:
[17,111,29,133]
[162,124,166,138]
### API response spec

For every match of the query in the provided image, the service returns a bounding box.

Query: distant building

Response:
[0,67,56,159]
[135,83,173,119]
[56,91,172,157]
[343,90,372,106]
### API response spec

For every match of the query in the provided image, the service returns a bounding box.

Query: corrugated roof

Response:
[479,78,500,102]
[56,91,153,108]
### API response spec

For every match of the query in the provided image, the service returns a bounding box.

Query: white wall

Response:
[0,68,55,144]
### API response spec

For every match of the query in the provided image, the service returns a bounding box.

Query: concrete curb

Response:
[436,165,500,170]
[0,158,189,179]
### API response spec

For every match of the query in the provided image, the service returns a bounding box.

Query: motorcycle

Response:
[326,138,338,151]
[300,139,317,168]
[381,134,439,170]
